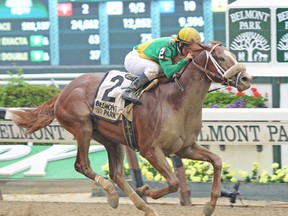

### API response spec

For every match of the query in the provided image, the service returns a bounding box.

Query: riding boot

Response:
[121,74,150,105]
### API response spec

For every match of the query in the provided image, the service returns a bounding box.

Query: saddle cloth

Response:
[93,70,132,122]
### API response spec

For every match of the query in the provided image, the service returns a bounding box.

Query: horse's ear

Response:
[197,43,210,51]
[186,42,204,53]
[210,41,223,46]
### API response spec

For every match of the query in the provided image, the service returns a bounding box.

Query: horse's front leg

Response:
[100,139,159,216]
[138,147,180,199]
[177,143,222,216]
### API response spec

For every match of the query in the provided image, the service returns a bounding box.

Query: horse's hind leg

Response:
[177,143,222,216]
[72,128,119,209]
[74,151,119,209]
[57,118,119,208]
[55,90,119,208]
[98,136,158,216]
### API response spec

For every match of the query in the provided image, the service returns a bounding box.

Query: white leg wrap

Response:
[95,176,102,184]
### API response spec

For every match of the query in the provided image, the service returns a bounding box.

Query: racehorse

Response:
[8,43,252,216]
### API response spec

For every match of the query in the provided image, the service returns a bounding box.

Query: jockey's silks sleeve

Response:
[160,57,187,78]
[135,37,187,78]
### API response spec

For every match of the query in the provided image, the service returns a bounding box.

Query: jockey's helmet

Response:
[176,27,201,44]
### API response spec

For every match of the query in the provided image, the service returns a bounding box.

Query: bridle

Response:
[192,43,226,84]
[191,43,244,88]
[174,43,246,91]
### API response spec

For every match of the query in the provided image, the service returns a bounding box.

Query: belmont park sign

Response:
[227,1,288,63]
[0,121,287,145]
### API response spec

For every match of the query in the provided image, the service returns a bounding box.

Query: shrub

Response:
[0,69,61,107]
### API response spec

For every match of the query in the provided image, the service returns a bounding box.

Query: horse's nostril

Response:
[241,76,248,82]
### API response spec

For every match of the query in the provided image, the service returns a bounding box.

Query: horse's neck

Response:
[178,63,211,116]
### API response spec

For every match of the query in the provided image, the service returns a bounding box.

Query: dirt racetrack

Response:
[0,201,288,216]
[1,193,288,216]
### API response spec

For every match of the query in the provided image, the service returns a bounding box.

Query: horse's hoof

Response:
[136,184,150,196]
[145,210,159,216]
[106,192,119,209]
[203,202,215,216]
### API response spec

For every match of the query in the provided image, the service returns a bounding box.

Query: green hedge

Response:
[0,70,61,107]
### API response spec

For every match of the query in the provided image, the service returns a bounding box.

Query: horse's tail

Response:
[7,94,59,134]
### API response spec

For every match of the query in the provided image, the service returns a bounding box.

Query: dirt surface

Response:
[1,201,288,216]
[1,193,287,216]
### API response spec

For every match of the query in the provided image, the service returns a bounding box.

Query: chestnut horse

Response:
[8,43,252,216]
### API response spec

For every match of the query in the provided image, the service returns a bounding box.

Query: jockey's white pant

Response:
[124,49,161,81]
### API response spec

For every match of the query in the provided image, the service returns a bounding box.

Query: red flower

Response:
[226,86,232,91]
[236,91,244,96]
[250,87,257,92]
[253,91,261,97]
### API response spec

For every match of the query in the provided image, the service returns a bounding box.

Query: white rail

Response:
[0,73,85,79]
[2,108,287,121]
[203,108,288,121]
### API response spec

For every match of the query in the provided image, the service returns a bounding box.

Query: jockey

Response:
[121,27,201,105]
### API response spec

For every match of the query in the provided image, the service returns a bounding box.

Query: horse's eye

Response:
[219,57,225,62]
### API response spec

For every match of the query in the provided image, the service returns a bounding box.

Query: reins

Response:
[192,59,223,81]
[173,59,191,92]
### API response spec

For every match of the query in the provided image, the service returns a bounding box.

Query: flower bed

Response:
[102,157,288,184]
[99,158,288,201]
[203,86,268,108]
